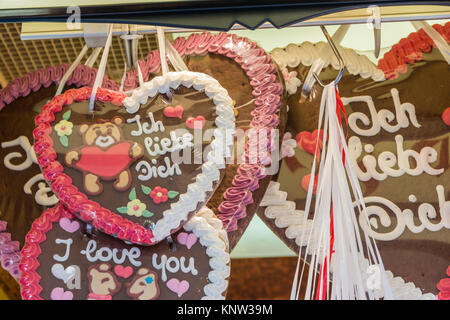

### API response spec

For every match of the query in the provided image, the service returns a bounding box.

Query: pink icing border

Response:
[0,64,120,283]
[125,32,284,232]
[18,203,73,300]
[32,86,159,245]
[378,22,450,79]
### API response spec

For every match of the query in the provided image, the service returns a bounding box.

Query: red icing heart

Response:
[163,105,184,119]
[186,116,205,129]
[301,173,318,195]
[114,265,133,279]
[442,107,450,126]
[74,142,134,178]
[296,129,324,158]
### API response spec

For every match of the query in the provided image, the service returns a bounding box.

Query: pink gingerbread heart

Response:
[177,232,198,249]
[114,265,133,279]
[166,278,189,298]
[186,116,205,129]
[442,107,450,126]
[59,217,80,233]
[163,105,184,119]
[50,287,73,300]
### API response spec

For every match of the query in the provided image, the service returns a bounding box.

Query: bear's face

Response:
[87,263,121,296]
[126,268,160,300]
[79,116,125,148]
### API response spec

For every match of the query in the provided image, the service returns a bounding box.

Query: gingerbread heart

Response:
[19,204,230,300]
[135,32,287,250]
[264,26,450,298]
[0,64,120,281]
[34,71,235,245]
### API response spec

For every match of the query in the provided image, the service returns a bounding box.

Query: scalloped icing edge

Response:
[269,40,386,95]
[123,71,235,241]
[260,181,437,300]
[378,22,450,80]
[127,32,284,233]
[18,203,230,300]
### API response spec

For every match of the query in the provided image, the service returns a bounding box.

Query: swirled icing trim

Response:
[186,207,230,299]
[0,64,119,110]
[260,181,437,300]
[437,266,450,300]
[123,71,235,241]
[18,203,230,300]
[0,65,120,282]
[32,86,162,245]
[378,22,450,80]
[0,221,20,281]
[126,32,283,232]
[269,41,386,93]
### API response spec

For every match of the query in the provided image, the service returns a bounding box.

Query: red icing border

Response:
[437,266,450,300]
[0,64,121,282]
[126,32,284,232]
[18,203,73,300]
[378,22,450,79]
[33,86,157,245]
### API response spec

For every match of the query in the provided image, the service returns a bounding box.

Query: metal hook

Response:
[312,25,345,88]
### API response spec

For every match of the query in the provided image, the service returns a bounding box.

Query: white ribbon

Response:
[291,83,393,300]
[89,24,113,111]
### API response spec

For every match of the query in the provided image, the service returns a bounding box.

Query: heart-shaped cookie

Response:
[0,64,119,281]
[34,71,235,245]
[264,28,449,297]
[133,32,287,250]
[19,204,230,300]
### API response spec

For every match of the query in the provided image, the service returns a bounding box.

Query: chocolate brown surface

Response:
[259,53,449,294]
[186,53,287,250]
[36,216,226,300]
[0,85,59,246]
[0,267,21,300]
[227,257,310,300]
[51,86,224,232]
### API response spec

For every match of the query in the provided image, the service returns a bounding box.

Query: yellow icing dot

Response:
[234,108,238,117]
[232,100,236,106]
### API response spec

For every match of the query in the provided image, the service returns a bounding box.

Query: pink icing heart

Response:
[166,278,189,298]
[50,287,73,300]
[186,116,205,129]
[296,129,324,158]
[59,217,80,233]
[114,265,133,279]
[163,105,184,119]
[177,232,198,249]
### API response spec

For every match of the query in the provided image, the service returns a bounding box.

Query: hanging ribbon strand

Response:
[89,24,113,112]
[290,82,393,300]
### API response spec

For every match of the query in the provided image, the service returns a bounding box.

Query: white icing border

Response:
[260,181,437,300]
[123,71,235,241]
[184,207,230,300]
[270,41,385,95]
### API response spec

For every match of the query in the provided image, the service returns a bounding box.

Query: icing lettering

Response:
[343,88,421,137]
[136,156,182,181]
[53,238,73,262]
[152,253,198,282]
[2,136,58,205]
[348,135,444,181]
[66,265,81,290]
[80,239,142,267]
[127,112,165,136]
[144,131,193,157]
[357,185,449,241]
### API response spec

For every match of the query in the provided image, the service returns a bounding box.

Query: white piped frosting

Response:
[270,41,385,95]
[261,181,437,300]
[185,207,231,300]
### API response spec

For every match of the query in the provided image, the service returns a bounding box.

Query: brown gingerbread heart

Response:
[260,25,450,297]
[19,204,230,300]
[34,71,235,245]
